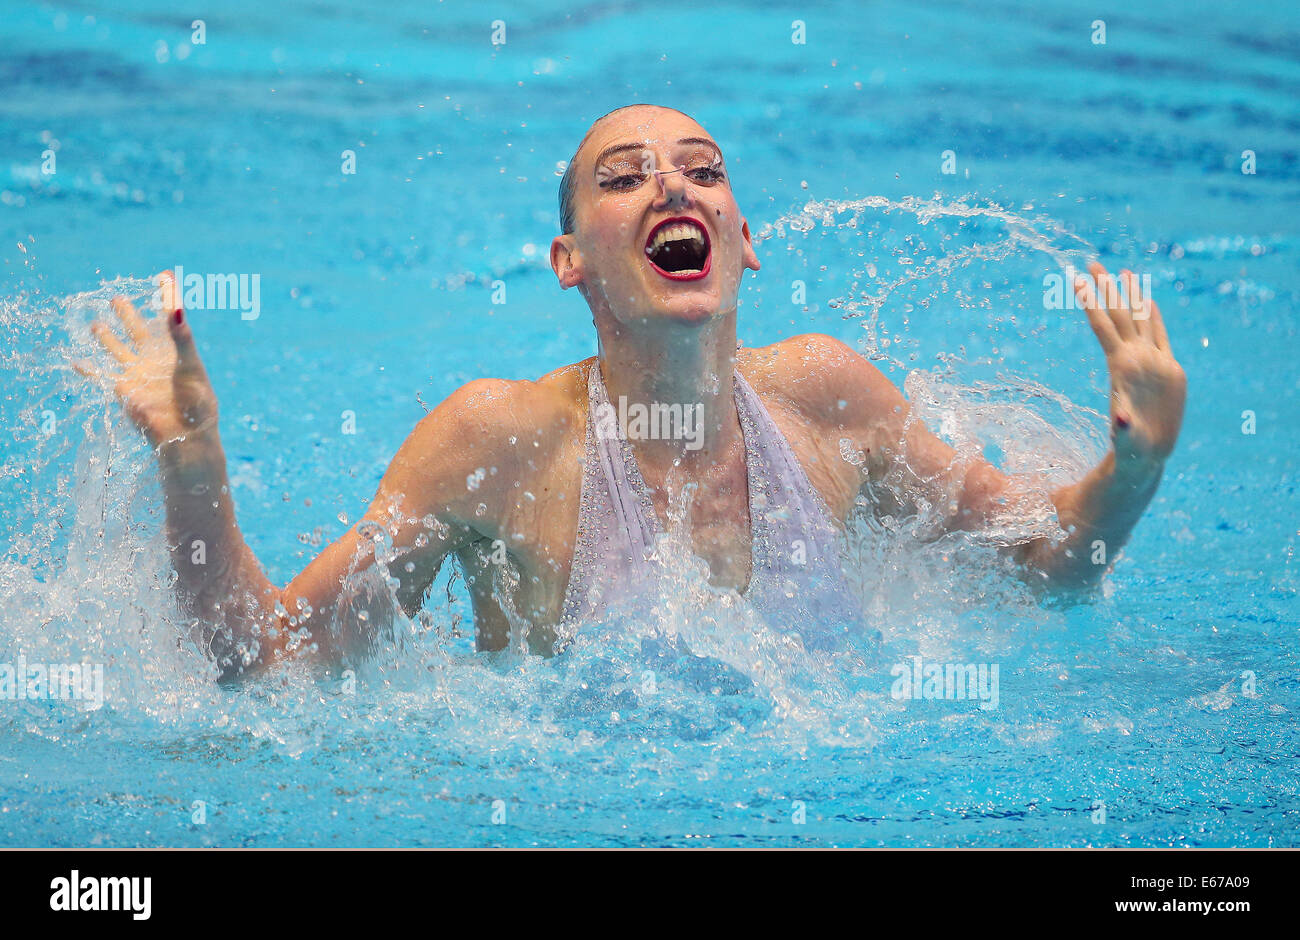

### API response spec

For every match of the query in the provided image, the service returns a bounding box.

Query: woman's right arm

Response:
[78,271,501,678]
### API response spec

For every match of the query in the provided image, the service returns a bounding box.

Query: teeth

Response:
[646,221,706,254]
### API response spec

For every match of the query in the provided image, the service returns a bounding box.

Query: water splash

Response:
[750,191,1112,677]
[1,193,1111,803]
[755,193,1097,373]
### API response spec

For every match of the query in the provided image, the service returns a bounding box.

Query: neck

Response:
[594,307,742,470]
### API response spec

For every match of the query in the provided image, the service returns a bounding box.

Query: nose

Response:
[652,165,693,211]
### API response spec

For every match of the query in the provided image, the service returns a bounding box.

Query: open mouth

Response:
[644,216,711,281]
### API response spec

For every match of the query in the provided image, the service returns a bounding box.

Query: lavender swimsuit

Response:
[559,361,862,650]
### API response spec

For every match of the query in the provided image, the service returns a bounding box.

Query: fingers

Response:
[71,358,101,379]
[1080,262,1173,352]
[71,356,126,390]
[77,274,198,396]
[1146,294,1170,351]
[112,295,148,345]
[86,281,163,374]
[1119,269,1153,341]
[89,320,134,364]
[157,270,207,376]
[1088,262,1135,341]
[93,290,153,365]
[1073,268,1120,354]
[168,306,207,379]
[158,269,180,314]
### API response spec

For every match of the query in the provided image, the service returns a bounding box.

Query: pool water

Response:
[1,0,1297,846]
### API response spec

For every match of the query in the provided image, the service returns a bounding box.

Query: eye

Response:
[599,173,643,191]
[685,166,725,184]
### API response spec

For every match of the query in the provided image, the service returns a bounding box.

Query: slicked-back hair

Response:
[558,104,694,235]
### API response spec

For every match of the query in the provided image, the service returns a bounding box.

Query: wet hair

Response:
[558,104,694,235]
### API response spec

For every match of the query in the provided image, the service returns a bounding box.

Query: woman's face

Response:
[551,106,760,327]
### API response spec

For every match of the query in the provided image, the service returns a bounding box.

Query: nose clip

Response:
[654,165,684,191]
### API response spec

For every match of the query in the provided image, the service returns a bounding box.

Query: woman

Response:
[75,105,1187,677]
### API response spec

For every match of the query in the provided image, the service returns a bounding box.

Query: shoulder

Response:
[413,359,586,440]
[391,361,588,496]
[737,333,902,429]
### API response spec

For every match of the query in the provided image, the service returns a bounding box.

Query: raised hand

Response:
[1073,261,1186,466]
[74,270,218,450]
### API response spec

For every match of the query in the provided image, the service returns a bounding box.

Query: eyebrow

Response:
[591,137,723,174]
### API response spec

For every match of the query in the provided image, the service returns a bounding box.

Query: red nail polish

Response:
[172,308,184,326]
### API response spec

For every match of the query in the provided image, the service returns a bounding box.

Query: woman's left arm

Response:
[820,261,1186,587]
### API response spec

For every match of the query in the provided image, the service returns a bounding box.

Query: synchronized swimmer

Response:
[75,104,1187,675]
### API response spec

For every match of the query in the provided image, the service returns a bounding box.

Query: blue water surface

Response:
[0,0,1297,847]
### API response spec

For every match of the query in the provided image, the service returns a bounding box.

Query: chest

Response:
[491,432,757,634]
[639,442,754,593]
[479,388,852,642]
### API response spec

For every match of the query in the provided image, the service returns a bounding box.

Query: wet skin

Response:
[76,106,1186,673]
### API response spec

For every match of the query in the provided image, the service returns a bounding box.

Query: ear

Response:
[740,217,761,273]
[550,234,585,289]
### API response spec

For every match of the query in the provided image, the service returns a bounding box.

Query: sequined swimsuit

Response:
[558,361,863,649]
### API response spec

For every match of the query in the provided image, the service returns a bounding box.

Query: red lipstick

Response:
[643,216,712,282]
